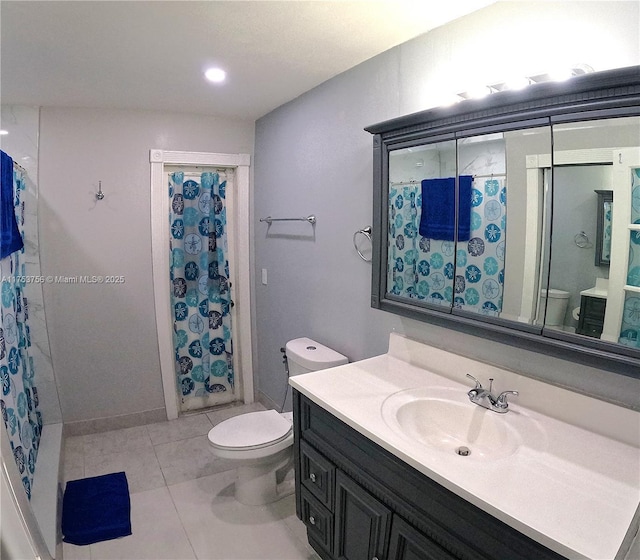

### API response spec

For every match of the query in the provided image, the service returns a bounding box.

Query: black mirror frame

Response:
[365,66,640,377]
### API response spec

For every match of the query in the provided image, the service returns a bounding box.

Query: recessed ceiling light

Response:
[204,67,226,83]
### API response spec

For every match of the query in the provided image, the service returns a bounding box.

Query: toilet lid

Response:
[208,410,293,449]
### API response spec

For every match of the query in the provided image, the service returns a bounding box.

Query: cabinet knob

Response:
[309,473,317,483]
[309,515,316,525]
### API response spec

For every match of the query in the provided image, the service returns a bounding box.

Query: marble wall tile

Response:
[1,104,61,424]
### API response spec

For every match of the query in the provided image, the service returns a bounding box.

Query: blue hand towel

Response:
[419,175,473,241]
[1,150,23,259]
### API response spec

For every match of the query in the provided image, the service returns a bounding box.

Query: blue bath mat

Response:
[62,471,131,545]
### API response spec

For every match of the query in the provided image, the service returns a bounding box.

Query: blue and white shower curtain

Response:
[388,176,506,315]
[620,167,640,347]
[1,164,42,499]
[169,170,235,410]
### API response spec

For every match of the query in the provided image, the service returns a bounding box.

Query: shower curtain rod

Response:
[471,172,506,179]
[390,172,506,186]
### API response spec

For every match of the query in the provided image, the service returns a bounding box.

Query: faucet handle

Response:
[465,373,482,390]
[495,390,519,409]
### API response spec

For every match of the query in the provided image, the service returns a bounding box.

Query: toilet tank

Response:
[540,288,570,326]
[285,337,348,376]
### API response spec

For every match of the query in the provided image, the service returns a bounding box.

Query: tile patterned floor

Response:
[62,403,319,560]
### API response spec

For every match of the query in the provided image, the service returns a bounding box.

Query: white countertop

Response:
[289,334,640,560]
[580,287,608,299]
[581,278,609,299]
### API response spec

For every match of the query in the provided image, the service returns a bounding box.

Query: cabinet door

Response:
[334,470,391,560]
[388,516,458,560]
[577,295,606,337]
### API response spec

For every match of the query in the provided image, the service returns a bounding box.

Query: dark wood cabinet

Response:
[334,470,391,560]
[388,516,458,560]
[300,440,334,508]
[293,390,566,560]
[576,295,607,338]
[300,486,333,553]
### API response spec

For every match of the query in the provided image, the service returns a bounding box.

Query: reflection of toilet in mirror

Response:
[539,288,571,330]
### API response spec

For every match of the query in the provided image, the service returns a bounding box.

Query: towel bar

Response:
[259,215,316,225]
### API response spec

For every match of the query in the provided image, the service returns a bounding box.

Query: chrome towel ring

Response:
[353,226,372,262]
[574,231,593,248]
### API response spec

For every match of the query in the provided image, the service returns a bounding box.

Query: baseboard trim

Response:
[64,408,167,436]
[256,390,282,412]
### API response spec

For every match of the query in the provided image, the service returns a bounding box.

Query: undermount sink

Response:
[381,386,540,461]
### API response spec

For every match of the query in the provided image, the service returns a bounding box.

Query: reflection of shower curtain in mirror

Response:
[0,163,42,499]
[169,170,235,411]
[620,168,640,347]
[387,177,506,315]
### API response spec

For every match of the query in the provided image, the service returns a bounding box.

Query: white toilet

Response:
[539,288,571,326]
[207,337,348,505]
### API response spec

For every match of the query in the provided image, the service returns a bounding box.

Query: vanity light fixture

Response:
[204,67,226,83]
[467,85,494,99]
[439,94,464,106]
[503,76,531,91]
[548,67,574,82]
[453,65,594,104]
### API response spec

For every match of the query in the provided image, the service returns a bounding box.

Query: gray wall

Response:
[38,107,254,424]
[551,166,611,328]
[254,1,640,411]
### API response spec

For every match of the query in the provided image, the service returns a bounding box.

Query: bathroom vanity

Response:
[576,279,609,338]
[576,294,607,338]
[290,334,640,560]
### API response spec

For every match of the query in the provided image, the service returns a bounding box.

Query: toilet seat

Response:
[208,410,293,451]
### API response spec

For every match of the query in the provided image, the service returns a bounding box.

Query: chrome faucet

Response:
[465,374,518,413]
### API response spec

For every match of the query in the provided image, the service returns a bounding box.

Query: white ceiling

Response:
[1,1,495,120]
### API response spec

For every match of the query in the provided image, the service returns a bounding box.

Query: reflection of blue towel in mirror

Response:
[1,150,24,259]
[419,175,472,241]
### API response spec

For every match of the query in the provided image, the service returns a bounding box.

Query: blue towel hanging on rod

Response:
[1,150,24,259]
[419,175,473,241]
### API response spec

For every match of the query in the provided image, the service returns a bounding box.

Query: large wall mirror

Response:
[366,66,640,375]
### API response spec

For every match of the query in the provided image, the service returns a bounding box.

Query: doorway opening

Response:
[150,150,253,419]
